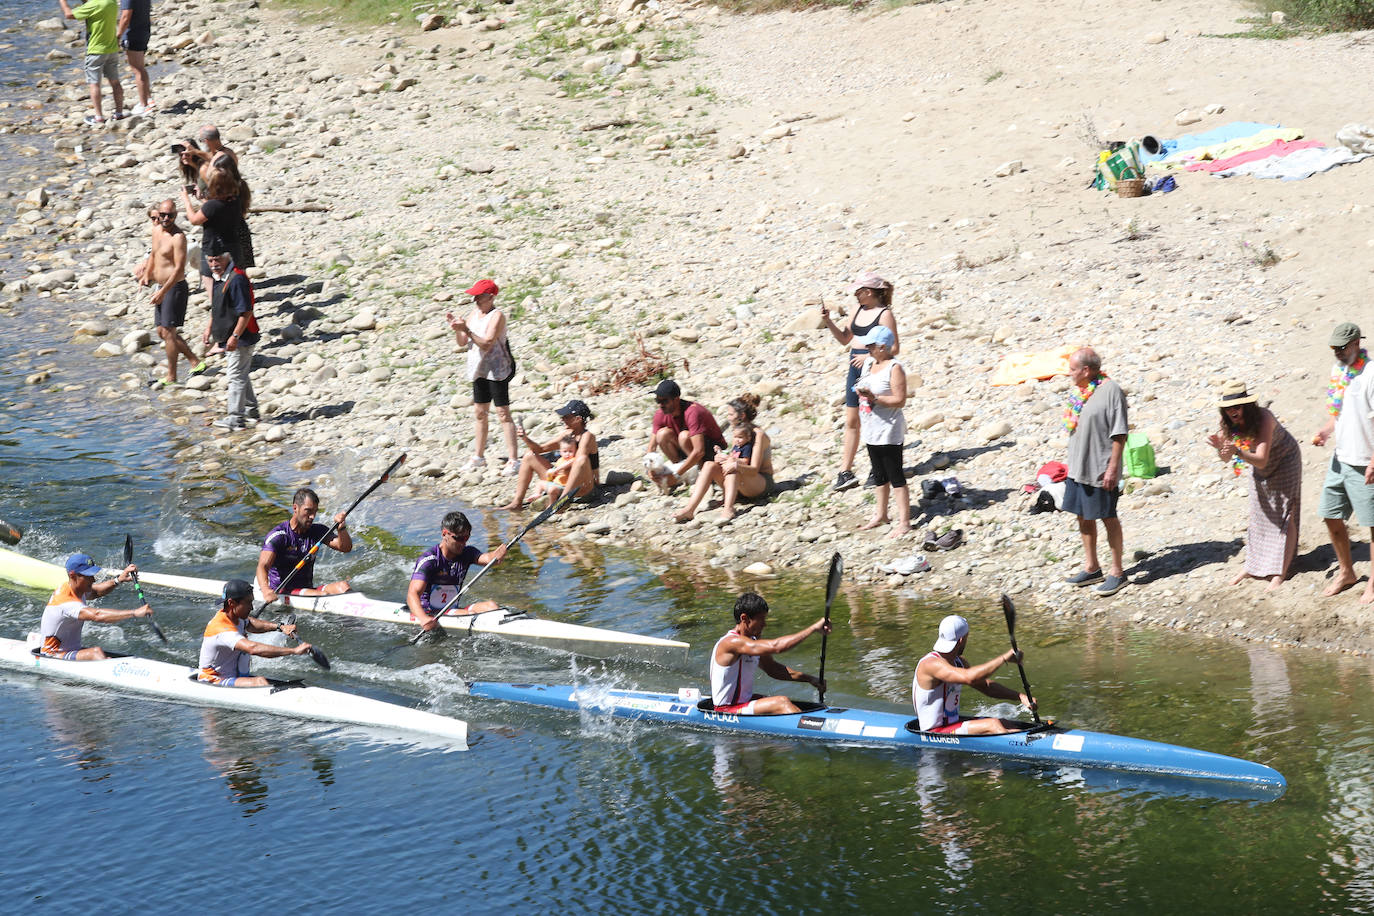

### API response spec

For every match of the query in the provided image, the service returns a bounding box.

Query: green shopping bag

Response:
[1123,432,1157,479]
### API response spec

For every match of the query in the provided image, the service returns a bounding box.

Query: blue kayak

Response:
[467,681,1286,790]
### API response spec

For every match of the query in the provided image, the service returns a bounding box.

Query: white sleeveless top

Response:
[856,357,906,446]
[912,650,966,730]
[710,627,759,706]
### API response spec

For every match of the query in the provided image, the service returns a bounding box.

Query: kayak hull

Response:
[467,682,1286,789]
[0,635,468,744]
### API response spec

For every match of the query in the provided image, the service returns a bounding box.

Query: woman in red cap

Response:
[448,278,519,473]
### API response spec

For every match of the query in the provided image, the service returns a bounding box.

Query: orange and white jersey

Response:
[40,581,87,655]
[198,610,250,681]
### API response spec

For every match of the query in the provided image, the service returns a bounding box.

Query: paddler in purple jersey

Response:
[255,487,353,604]
[406,511,509,631]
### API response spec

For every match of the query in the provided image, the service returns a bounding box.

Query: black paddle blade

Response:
[825,552,843,613]
[0,517,22,546]
[1001,593,1016,640]
[309,646,331,670]
[148,618,168,644]
[380,453,407,482]
[123,533,134,568]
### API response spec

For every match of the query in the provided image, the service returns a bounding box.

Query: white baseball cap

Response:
[933,615,969,653]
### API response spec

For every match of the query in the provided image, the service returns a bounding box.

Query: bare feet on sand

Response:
[1229,570,1251,586]
[1266,575,1285,593]
[1323,571,1358,597]
[886,524,911,539]
[860,515,888,531]
[674,508,694,523]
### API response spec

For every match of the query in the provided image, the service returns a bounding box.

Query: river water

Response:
[2,6,1373,915]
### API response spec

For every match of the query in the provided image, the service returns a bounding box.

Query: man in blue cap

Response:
[40,553,150,660]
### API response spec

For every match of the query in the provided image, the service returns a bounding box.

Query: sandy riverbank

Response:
[4,0,1374,656]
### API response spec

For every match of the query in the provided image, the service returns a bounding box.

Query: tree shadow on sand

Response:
[1131,538,1244,583]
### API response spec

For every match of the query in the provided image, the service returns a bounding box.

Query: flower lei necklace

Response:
[1228,436,1255,476]
[1328,348,1368,417]
[1063,373,1107,432]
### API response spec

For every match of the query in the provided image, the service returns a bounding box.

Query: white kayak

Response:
[0,634,468,744]
[0,546,689,657]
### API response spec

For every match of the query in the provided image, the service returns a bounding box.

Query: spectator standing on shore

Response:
[57,0,126,125]
[116,0,152,114]
[853,326,911,538]
[1206,381,1302,591]
[134,199,202,387]
[447,279,518,472]
[1313,322,1374,601]
[182,161,251,300]
[821,272,900,492]
[645,379,726,494]
[1061,347,1129,597]
[201,243,260,431]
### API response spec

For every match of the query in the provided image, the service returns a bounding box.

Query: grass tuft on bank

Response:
[1252,0,1374,30]
[265,0,421,27]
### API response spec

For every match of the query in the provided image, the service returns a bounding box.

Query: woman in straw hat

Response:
[1206,381,1301,590]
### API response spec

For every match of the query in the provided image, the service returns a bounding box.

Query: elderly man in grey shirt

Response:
[1061,347,1129,597]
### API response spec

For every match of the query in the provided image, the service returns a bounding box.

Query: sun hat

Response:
[555,398,592,419]
[222,578,253,602]
[933,615,969,653]
[65,553,102,577]
[860,325,896,349]
[1330,322,1361,348]
[465,278,499,297]
[849,271,891,293]
[1216,380,1258,408]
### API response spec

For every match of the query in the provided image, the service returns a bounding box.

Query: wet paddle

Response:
[408,491,573,645]
[122,534,168,644]
[280,613,330,670]
[258,453,407,612]
[0,516,22,546]
[1001,593,1040,725]
[816,551,843,706]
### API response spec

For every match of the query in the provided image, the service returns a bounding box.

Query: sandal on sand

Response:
[1065,569,1105,587]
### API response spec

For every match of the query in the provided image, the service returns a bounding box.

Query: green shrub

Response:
[1257,0,1374,30]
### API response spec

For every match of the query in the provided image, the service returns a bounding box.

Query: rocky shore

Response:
[4,0,1374,656]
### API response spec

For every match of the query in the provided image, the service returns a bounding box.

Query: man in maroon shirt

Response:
[645,379,726,493]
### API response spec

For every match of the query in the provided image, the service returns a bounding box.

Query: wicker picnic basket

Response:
[1116,178,1146,198]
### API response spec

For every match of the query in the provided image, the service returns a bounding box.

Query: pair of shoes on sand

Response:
[919,528,963,551]
[1065,568,1127,596]
[876,554,931,576]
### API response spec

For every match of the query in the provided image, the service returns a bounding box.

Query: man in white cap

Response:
[911,615,1033,735]
[40,553,151,660]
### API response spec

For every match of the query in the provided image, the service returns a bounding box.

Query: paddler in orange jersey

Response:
[198,578,313,687]
[40,553,152,660]
[709,592,830,715]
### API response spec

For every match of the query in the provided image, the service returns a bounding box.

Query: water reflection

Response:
[197,707,337,815]
[37,685,116,782]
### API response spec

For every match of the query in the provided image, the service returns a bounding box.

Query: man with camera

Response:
[134,199,202,387]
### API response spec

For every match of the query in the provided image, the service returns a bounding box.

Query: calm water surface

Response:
[2,7,1373,914]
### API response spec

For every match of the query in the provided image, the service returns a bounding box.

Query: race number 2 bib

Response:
[428,583,460,611]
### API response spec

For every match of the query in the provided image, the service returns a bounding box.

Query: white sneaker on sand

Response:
[466,455,487,468]
[503,461,519,476]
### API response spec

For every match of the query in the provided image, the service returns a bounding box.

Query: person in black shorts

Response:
[117,0,153,114]
[447,279,519,473]
[134,199,200,387]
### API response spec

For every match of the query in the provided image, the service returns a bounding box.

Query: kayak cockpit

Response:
[902,719,1054,738]
[185,673,308,693]
[695,698,827,716]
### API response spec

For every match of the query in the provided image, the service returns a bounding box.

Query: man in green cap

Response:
[57,0,127,125]
[1315,321,1374,599]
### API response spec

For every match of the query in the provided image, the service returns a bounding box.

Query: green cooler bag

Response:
[1123,432,1157,479]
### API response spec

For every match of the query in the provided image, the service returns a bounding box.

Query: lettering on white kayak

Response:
[704,712,740,724]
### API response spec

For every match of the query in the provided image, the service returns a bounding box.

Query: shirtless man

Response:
[135,199,201,386]
[709,592,829,715]
[912,615,1034,735]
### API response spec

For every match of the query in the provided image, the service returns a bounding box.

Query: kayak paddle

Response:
[280,613,330,670]
[409,490,573,645]
[816,551,842,706]
[122,534,168,644]
[258,452,407,612]
[0,516,22,546]
[1001,593,1040,725]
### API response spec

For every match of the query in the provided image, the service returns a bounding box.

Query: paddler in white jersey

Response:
[198,578,314,687]
[912,615,1034,735]
[709,592,830,715]
[40,553,151,660]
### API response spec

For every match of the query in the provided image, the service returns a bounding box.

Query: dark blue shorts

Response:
[843,355,864,409]
[1063,479,1120,521]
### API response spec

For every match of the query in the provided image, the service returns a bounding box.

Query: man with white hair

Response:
[912,615,1033,735]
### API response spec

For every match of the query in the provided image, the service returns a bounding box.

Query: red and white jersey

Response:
[912,651,967,731]
[710,627,760,707]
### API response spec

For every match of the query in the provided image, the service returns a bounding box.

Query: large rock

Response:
[418,13,445,30]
